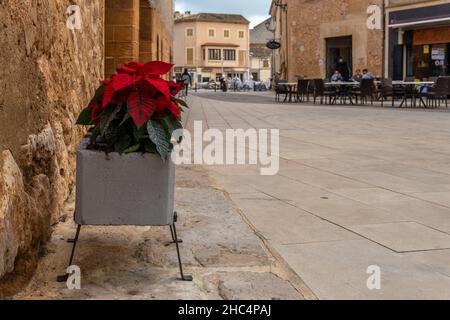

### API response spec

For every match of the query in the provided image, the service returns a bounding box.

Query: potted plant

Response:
[57,61,192,282]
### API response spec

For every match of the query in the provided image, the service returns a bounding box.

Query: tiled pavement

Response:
[183,91,450,300]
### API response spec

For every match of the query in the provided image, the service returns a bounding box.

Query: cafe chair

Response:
[313,79,337,105]
[426,77,449,108]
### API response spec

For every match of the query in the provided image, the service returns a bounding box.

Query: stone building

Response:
[269,0,384,81]
[385,0,450,80]
[0,0,174,296]
[105,0,174,78]
[173,12,250,84]
[250,18,274,83]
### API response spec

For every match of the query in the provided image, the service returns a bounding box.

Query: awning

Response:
[201,43,240,48]
[388,17,450,28]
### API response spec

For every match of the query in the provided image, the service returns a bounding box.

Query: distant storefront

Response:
[387,2,450,80]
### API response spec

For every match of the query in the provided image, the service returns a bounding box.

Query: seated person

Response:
[362,69,375,80]
[352,69,363,82]
[331,70,343,82]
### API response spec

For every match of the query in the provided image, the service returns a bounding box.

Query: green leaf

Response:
[166,116,183,131]
[89,126,101,144]
[147,120,170,159]
[133,125,149,141]
[76,107,93,125]
[123,144,141,154]
[91,84,106,104]
[143,140,157,154]
[119,113,131,126]
[164,116,183,143]
[173,97,189,109]
[100,105,121,135]
[114,134,132,154]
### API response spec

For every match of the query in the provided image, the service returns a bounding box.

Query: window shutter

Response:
[239,50,245,67]
[187,48,194,65]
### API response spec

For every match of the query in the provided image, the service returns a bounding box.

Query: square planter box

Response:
[75,139,175,226]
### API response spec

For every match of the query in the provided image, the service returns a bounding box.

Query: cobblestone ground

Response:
[14,165,309,300]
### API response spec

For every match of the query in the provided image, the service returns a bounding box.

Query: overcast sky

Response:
[175,0,272,28]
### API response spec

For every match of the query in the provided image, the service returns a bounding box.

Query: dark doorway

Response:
[326,36,353,79]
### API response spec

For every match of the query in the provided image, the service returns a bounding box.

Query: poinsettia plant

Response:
[76,61,187,159]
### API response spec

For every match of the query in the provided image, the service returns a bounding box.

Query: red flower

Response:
[95,61,183,127]
[116,61,174,77]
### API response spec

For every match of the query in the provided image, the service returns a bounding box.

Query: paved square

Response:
[185,92,450,299]
[348,222,450,252]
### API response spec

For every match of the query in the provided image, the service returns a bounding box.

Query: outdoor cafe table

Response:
[392,81,435,108]
[324,81,435,107]
[324,81,361,104]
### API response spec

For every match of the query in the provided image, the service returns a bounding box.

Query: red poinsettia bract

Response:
[99,61,182,126]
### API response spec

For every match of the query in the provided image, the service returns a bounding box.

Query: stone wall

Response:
[0,0,104,296]
[105,0,174,78]
[105,0,140,78]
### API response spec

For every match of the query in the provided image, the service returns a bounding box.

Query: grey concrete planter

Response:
[75,139,175,226]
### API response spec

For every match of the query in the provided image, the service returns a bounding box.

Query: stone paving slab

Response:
[229,193,360,245]
[348,222,450,252]
[186,93,450,299]
[272,239,450,300]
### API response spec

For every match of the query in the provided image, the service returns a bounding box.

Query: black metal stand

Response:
[57,212,192,282]
[57,224,81,282]
[172,212,192,281]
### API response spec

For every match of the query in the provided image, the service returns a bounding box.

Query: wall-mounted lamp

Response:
[273,0,287,11]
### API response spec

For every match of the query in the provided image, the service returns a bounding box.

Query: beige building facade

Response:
[270,0,450,82]
[173,13,250,84]
[270,0,384,82]
[250,18,273,83]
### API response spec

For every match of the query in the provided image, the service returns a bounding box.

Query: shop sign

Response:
[266,40,281,50]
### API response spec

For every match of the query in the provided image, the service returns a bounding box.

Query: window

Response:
[263,59,269,68]
[186,48,194,65]
[223,49,236,61]
[208,48,221,61]
[224,29,230,38]
[238,30,245,39]
[208,29,215,37]
[186,28,194,37]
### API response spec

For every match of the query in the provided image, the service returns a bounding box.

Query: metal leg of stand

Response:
[57,224,81,282]
[169,225,183,244]
[171,213,192,282]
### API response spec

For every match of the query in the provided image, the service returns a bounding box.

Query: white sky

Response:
[174,0,272,28]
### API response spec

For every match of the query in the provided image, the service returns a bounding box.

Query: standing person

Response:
[219,74,228,92]
[181,69,192,96]
[334,57,351,81]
